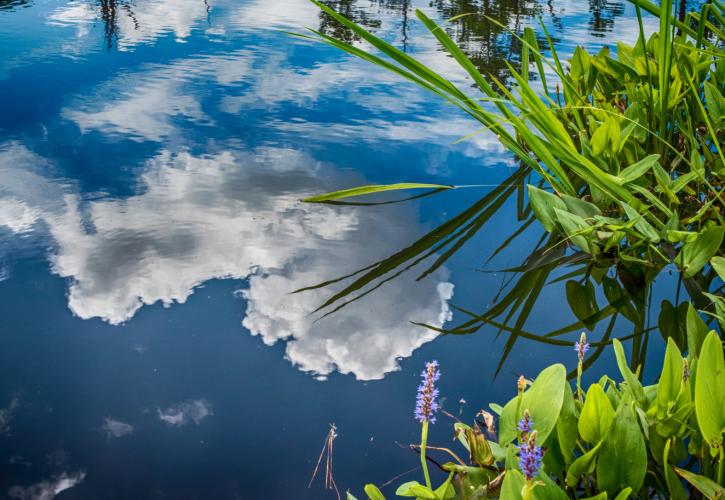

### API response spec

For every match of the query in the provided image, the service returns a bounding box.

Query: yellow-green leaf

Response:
[694,331,725,450]
[301,183,452,202]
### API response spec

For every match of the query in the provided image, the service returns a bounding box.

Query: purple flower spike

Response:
[517,410,533,436]
[575,332,590,362]
[518,431,544,481]
[415,361,441,424]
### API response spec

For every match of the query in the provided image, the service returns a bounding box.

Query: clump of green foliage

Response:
[354,321,724,499]
[298,0,725,375]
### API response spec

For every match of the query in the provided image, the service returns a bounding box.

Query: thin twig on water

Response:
[308,423,341,500]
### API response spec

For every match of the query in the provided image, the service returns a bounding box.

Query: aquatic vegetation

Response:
[297,0,725,374]
[351,318,725,499]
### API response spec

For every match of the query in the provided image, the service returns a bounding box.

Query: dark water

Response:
[0,0,673,498]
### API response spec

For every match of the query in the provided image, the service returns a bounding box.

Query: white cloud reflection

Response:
[8,471,86,500]
[158,399,213,426]
[102,418,134,438]
[0,142,453,380]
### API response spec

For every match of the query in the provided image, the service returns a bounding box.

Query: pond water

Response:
[0,0,681,498]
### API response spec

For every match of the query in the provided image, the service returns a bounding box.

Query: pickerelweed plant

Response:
[296,0,725,374]
[354,320,725,499]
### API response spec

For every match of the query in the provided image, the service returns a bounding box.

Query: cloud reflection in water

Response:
[0,142,453,381]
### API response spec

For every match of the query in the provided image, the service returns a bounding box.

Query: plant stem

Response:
[718,447,724,486]
[420,421,432,489]
[523,479,533,500]
[576,360,584,403]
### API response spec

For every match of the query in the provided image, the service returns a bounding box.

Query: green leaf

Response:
[566,442,602,487]
[561,194,602,219]
[612,488,632,500]
[301,183,452,202]
[579,383,615,443]
[674,467,725,499]
[364,484,385,500]
[500,469,524,499]
[658,300,688,352]
[566,280,598,329]
[694,331,725,450]
[686,304,709,358]
[557,383,578,464]
[395,481,436,499]
[612,339,646,405]
[348,492,360,500]
[676,226,725,278]
[433,472,455,500]
[616,154,661,184]
[711,256,725,281]
[596,401,647,496]
[528,186,566,232]
[591,117,620,157]
[621,202,661,242]
[499,364,567,445]
[657,338,684,420]
[555,208,592,253]
[704,81,725,126]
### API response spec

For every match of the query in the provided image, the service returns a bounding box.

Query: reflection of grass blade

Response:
[307,167,528,314]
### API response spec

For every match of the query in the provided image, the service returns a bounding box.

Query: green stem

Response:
[718,447,724,486]
[576,360,584,403]
[420,421,432,490]
[523,479,534,500]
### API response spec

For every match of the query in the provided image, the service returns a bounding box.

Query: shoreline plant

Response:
[352,319,724,499]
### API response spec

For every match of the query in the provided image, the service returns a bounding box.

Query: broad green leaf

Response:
[616,154,661,184]
[579,383,615,443]
[433,472,455,500]
[557,383,578,464]
[364,484,385,500]
[704,81,725,126]
[528,186,566,232]
[612,339,646,405]
[566,280,598,329]
[554,208,592,253]
[686,304,709,358]
[658,300,687,350]
[711,256,725,281]
[674,467,725,499]
[591,117,620,156]
[596,401,647,495]
[612,488,632,500]
[676,226,725,278]
[535,473,570,500]
[500,469,524,499]
[657,338,684,419]
[694,331,725,450]
[499,364,567,445]
[301,183,452,202]
[395,481,436,499]
[621,202,660,242]
[561,194,602,219]
[566,442,602,487]
[580,495,606,500]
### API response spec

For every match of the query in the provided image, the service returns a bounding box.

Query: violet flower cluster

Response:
[575,332,591,362]
[415,361,441,424]
[518,414,543,481]
[517,410,533,436]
